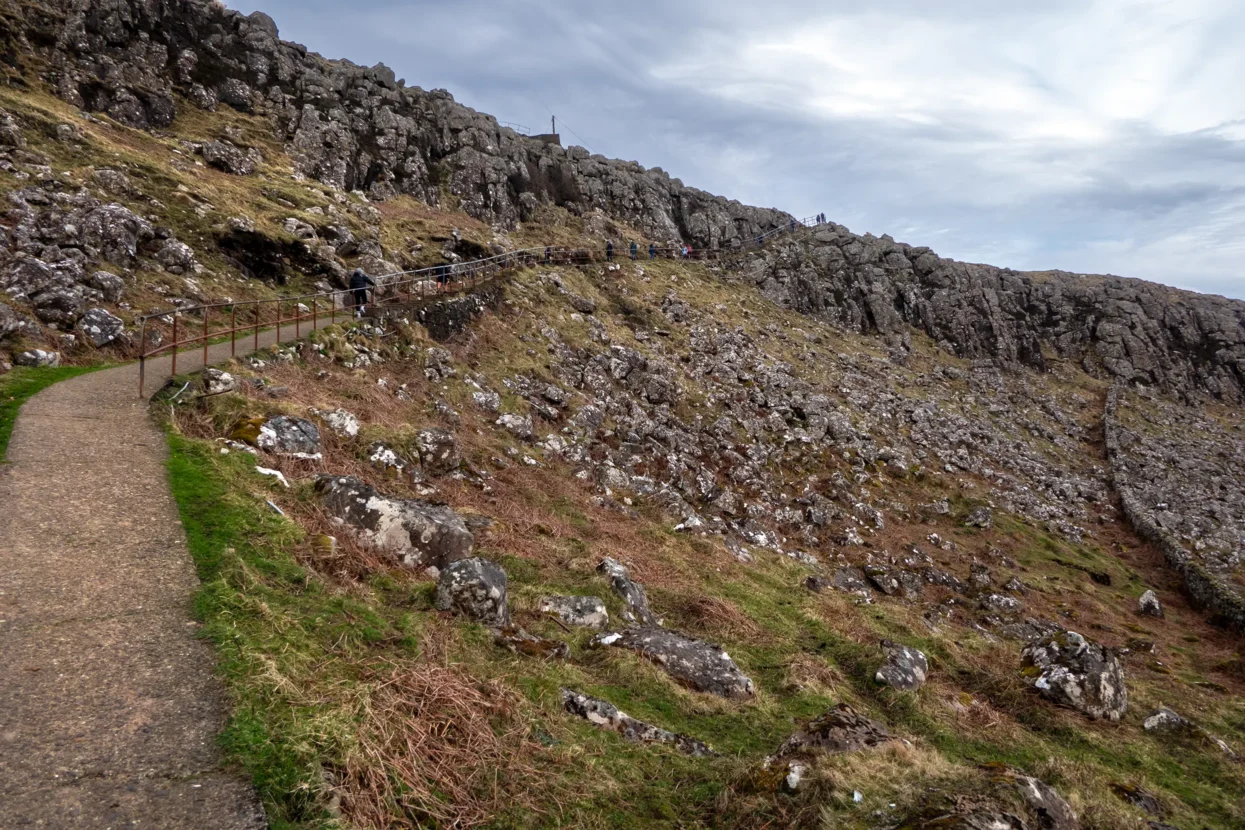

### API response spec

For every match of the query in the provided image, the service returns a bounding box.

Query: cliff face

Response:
[4,0,1245,403]
[2,0,791,248]
[748,226,1245,402]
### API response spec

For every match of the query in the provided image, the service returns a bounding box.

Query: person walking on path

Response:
[349,268,375,317]
[649,242,657,260]
[789,219,796,233]
[544,245,552,264]
[606,240,614,262]
[630,240,638,260]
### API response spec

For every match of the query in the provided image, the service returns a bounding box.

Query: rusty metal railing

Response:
[136,216,826,396]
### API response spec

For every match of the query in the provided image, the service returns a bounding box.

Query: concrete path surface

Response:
[0,317,338,828]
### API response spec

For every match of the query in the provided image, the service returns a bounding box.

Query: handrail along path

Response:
[137,216,825,396]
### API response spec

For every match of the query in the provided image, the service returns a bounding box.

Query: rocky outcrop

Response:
[7,0,790,249]
[597,557,659,627]
[540,595,609,629]
[316,474,474,568]
[745,229,1245,402]
[435,557,510,626]
[599,627,755,699]
[561,689,712,757]
[875,640,928,692]
[1020,631,1127,722]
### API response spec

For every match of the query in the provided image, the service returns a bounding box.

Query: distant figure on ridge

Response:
[630,240,638,260]
[545,245,552,264]
[349,268,375,317]
[649,242,657,260]
[606,240,614,262]
[790,219,796,233]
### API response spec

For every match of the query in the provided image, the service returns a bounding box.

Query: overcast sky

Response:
[228,0,1245,299]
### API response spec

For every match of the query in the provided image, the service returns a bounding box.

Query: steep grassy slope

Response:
[0,26,1241,830]
[158,250,1245,828]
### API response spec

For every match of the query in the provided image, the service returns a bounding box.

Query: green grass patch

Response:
[0,365,101,461]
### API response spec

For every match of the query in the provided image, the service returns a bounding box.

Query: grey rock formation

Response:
[0,301,20,341]
[561,688,712,756]
[495,413,534,441]
[316,474,474,568]
[76,307,124,347]
[200,140,256,175]
[1020,631,1127,721]
[13,348,59,367]
[312,407,360,439]
[965,506,994,529]
[875,640,928,692]
[540,595,609,629]
[1138,590,1164,618]
[9,0,791,249]
[597,557,659,627]
[201,368,236,395]
[746,230,1245,402]
[1142,707,1189,733]
[1015,775,1079,830]
[435,557,510,626]
[415,427,460,475]
[602,627,755,699]
[774,703,893,757]
[258,415,321,456]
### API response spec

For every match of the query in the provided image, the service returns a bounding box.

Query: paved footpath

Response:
[0,318,337,828]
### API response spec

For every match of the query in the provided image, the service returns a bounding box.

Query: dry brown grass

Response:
[665,594,765,643]
[335,661,557,829]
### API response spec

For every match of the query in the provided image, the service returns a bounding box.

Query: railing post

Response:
[138,320,147,398]
[253,302,260,353]
[231,306,237,358]
[312,295,317,331]
[296,296,301,339]
[171,313,178,378]
[202,306,209,370]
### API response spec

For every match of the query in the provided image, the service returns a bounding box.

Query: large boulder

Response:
[1020,631,1127,721]
[313,408,360,439]
[257,415,321,457]
[155,239,198,274]
[0,302,21,340]
[597,557,659,626]
[200,140,256,175]
[80,204,154,264]
[540,595,609,629]
[316,475,474,568]
[1138,590,1164,618]
[435,557,509,626]
[415,427,461,475]
[875,640,929,692]
[603,627,755,699]
[13,349,60,368]
[77,307,125,347]
[88,271,125,303]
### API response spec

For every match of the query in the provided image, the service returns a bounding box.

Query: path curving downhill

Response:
[0,317,338,827]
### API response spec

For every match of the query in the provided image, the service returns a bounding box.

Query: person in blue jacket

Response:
[349,268,375,317]
[649,242,657,260]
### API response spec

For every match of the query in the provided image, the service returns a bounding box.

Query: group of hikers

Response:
[346,213,829,315]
